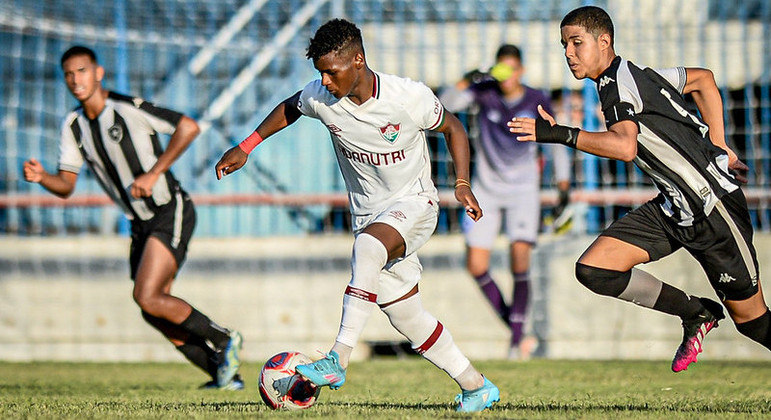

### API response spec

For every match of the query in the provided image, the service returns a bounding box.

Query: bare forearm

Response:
[38,171,76,198]
[254,104,293,139]
[691,86,727,151]
[149,116,199,175]
[253,93,302,140]
[683,68,730,153]
[447,134,471,181]
[440,115,472,180]
[573,131,634,162]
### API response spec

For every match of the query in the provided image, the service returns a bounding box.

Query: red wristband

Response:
[238,131,264,154]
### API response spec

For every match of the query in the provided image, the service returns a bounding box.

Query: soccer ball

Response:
[258,351,321,410]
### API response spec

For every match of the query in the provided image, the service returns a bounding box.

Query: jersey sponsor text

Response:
[338,143,406,166]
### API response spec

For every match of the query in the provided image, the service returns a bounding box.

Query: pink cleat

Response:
[671,298,725,372]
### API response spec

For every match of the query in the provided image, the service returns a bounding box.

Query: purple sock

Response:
[473,271,508,321]
[509,272,530,346]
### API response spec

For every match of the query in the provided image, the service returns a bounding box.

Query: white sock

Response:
[331,341,353,368]
[453,364,484,391]
[382,293,472,381]
[618,268,664,309]
[335,234,387,352]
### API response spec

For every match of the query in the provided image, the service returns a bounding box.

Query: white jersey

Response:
[297,71,443,217]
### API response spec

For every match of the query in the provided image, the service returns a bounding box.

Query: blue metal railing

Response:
[1,0,769,236]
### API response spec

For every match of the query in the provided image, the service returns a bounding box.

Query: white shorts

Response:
[353,195,439,304]
[462,184,540,248]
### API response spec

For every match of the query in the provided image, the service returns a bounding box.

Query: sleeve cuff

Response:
[58,164,81,174]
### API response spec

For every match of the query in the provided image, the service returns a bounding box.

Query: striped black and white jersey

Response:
[58,92,184,221]
[595,56,740,226]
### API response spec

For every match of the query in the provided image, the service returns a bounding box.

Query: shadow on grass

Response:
[493,401,769,414]
[324,401,451,410]
[324,400,769,415]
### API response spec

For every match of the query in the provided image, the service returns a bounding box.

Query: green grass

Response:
[1,359,769,419]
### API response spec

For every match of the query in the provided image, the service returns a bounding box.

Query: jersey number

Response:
[660,88,709,138]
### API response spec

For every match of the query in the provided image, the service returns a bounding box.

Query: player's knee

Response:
[575,262,631,298]
[140,310,158,325]
[735,310,771,349]
[351,233,388,280]
[466,260,487,277]
[132,287,161,313]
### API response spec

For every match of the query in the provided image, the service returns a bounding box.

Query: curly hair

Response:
[560,6,614,47]
[306,18,364,61]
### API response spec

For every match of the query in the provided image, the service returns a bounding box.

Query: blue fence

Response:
[1,0,769,236]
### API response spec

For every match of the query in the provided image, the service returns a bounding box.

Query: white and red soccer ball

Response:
[258,351,321,410]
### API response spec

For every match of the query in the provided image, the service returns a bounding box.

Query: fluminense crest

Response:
[379,122,401,143]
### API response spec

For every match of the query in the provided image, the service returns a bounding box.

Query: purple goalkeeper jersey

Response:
[469,81,553,191]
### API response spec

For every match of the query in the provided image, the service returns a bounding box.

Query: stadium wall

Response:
[1,234,769,362]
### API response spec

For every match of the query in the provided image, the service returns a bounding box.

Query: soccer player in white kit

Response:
[215,19,499,412]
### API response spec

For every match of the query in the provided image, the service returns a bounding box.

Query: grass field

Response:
[1,358,769,419]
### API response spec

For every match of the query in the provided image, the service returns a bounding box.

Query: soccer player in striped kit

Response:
[23,46,243,389]
[510,6,770,370]
[216,19,499,412]
[441,44,572,360]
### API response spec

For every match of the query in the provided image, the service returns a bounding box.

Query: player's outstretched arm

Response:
[215,92,303,180]
[131,115,199,198]
[23,158,78,198]
[683,68,748,183]
[435,110,482,221]
[509,105,638,162]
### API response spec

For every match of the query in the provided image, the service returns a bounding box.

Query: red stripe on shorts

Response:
[345,285,377,303]
[416,321,444,354]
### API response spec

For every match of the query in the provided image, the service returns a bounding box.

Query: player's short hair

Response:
[560,6,614,47]
[495,44,522,62]
[306,18,364,61]
[61,45,98,67]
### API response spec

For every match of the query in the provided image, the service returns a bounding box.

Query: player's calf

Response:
[735,310,771,350]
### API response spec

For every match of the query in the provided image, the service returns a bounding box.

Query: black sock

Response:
[179,308,231,349]
[736,310,771,350]
[176,337,219,378]
[652,283,705,320]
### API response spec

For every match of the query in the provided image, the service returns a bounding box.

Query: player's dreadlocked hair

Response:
[561,6,614,48]
[306,18,364,61]
[61,45,98,67]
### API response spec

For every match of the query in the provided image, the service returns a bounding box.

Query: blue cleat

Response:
[295,350,346,390]
[216,330,242,387]
[200,374,245,391]
[455,377,500,412]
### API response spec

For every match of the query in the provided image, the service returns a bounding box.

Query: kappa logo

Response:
[598,75,615,90]
[107,124,123,142]
[751,275,758,287]
[379,122,401,143]
[718,273,736,283]
[132,97,144,108]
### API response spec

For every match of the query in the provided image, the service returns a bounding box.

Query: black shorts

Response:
[129,191,196,280]
[601,189,759,301]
